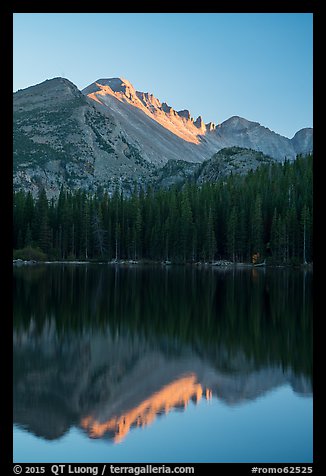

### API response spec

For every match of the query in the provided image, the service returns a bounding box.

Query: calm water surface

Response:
[13,264,312,462]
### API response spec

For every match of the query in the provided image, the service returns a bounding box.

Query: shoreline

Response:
[13,258,313,269]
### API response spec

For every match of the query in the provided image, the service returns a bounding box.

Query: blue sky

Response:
[13,13,313,138]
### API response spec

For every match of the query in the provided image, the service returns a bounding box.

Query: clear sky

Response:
[13,13,313,138]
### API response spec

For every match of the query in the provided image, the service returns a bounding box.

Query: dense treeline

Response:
[13,154,312,264]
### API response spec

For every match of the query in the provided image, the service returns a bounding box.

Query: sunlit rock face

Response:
[83,78,312,161]
[13,76,313,197]
[83,79,205,144]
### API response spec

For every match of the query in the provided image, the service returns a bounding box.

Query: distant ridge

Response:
[13,76,313,197]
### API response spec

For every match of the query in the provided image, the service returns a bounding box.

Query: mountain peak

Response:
[291,128,313,155]
[95,77,135,93]
[82,78,206,144]
[13,75,313,198]
[220,116,259,130]
[14,77,83,111]
[79,76,313,160]
[291,127,313,140]
[92,78,138,102]
[14,77,79,95]
[82,77,135,101]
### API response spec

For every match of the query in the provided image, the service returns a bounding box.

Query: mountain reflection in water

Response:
[81,374,208,443]
[13,265,312,444]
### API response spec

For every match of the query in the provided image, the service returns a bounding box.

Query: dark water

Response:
[13,264,313,463]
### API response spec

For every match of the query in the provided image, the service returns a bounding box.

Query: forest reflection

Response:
[13,264,312,442]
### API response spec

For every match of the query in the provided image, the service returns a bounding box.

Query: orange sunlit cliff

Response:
[81,373,212,443]
[84,79,216,144]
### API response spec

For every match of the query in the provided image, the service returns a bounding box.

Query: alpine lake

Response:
[13,263,312,463]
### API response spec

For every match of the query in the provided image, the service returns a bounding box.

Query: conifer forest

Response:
[13,154,312,265]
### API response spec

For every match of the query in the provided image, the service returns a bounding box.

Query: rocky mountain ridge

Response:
[13,77,313,197]
[152,146,275,189]
[83,77,216,143]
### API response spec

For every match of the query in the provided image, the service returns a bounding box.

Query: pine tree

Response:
[35,188,51,254]
[227,206,238,262]
[92,202,107,258]
[251,194,264,262]
[24,223,32,247]
[301,205,311,264]
[133,205,142,260]
[12,154,313,264]
[205,207,216,262]
[180,192,193,262]
[77,191,89,260]
[271,208,287,263]
[23,191,35,242]
[13,191,25,249]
